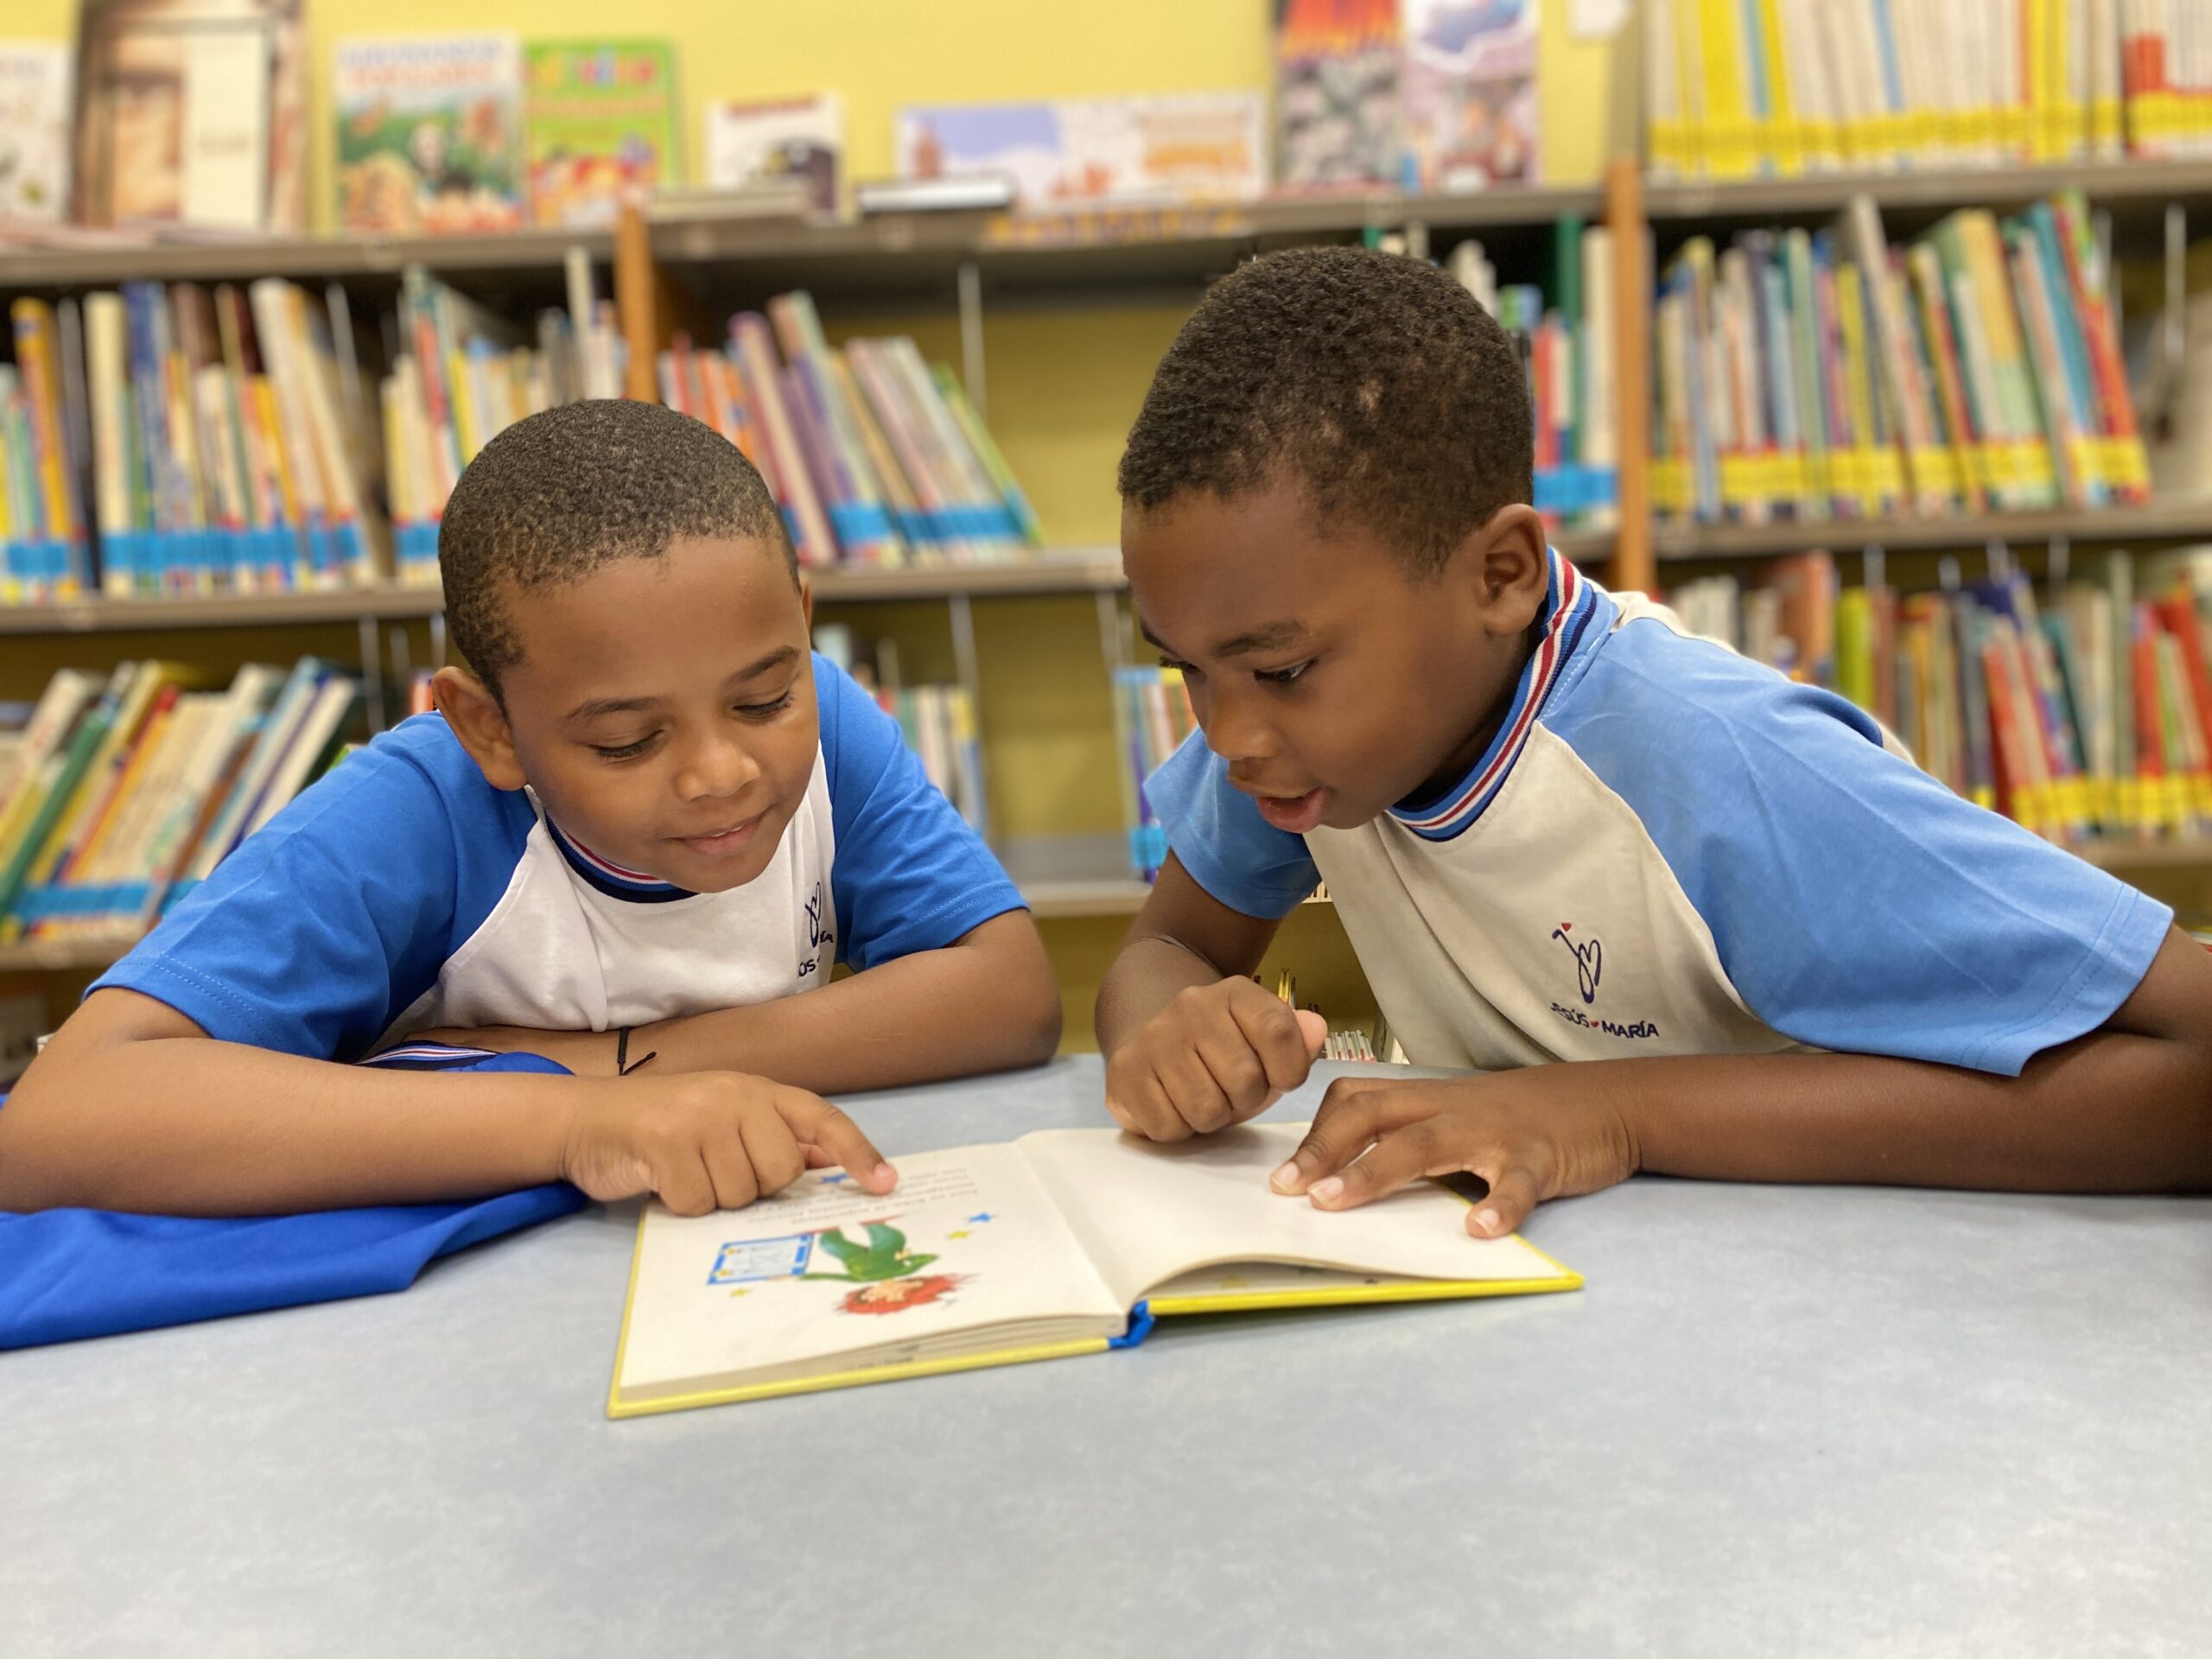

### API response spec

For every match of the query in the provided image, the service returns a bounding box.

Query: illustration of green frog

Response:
[802,1222,938,1283]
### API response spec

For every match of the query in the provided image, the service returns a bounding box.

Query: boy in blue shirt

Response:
[1098,246,2212,1235]
[1,402,1060,1218]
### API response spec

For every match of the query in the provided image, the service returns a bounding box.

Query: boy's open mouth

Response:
[670,811,769,860]
[1250,786,1328,836]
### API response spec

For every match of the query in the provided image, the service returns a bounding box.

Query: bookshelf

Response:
[17,149,2212,1044]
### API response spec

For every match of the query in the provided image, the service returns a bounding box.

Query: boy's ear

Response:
[431,665,529,792]
[799,575,814,632]
[1465,505,1552,636]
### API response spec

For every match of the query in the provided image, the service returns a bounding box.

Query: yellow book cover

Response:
[23,663,194,897]
[609,1121,1582,1418]
[1694,0,1757,176]
[1751,0,1802,175]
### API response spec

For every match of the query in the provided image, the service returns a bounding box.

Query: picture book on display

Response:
[609,1119,1580,1416]
[70,0,307,233]
[1275,0,1404,188]
[334,35,524,235]
[523,40,681,229]
[0,41,71,222]
[703,93,842,213]
[1403,0,1539,190]
[894,94,1266,209]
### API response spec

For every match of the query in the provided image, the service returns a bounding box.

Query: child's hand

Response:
[561,1072,897,1215]
[1268,1072,1638,1236]
[1105,978,1329,1141]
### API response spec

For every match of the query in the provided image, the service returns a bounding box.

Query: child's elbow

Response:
[1011,972,1065,1065]
[976,910,1062,1066]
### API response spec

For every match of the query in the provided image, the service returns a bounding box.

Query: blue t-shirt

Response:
[1146,551,2171,1077]
[95,655,1025,1059]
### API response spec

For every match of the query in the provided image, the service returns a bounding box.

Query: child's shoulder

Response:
[331,713,535,843]
[1549,599,1895,788]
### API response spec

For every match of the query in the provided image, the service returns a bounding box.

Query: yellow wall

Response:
[15,0,1626,234]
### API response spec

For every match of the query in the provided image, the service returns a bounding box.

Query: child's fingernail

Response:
[1476,1208,1501,1233]
[1310,1176,1344,1204]
[1270,1160,1301,1191]
[872,1163,895,1186]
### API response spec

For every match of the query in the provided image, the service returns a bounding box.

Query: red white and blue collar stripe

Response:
[1389,549,1606,842]
[546,818,695,903]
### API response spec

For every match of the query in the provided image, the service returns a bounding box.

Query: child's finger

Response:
[1226,990,1319,1094]
[777,1091,895,1193]
[1465,1166,1541,1237]
[1154,1042,1234,1135]
[736,1109,805,1196]
[652,1145,717,1217]
[1269,1078,1430,1193]
[1303,1122,1466,1211]
[701,1122,760,1211]
[1105,1061,1185,1142]
[1293,1008,1328,1058]
[1192,1021,1271,1117]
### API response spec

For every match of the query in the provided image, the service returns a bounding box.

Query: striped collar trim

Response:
[546,818,696,903]
[1389,549,1601,842]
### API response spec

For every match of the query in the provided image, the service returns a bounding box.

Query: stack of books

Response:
[0,658,359,943]
[1669,548,2212,845]
[1647,0,2133,181]
[813,624,988,833]
[1651,192,2149,528]
[1453,220,1620,534]
[381,261,626,585]
[659,292,1044,570]
[1114,664,1198,879]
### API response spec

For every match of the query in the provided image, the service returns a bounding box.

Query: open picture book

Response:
[608,1120,1581,1417]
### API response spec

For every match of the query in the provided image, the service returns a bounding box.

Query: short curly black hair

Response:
[440,399,791,694]
[1118,245,1534,572]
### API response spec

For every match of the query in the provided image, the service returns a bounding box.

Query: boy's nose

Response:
[672,735,762,800]
[1201,693,1276,765]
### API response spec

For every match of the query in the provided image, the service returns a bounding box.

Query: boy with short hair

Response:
[1,401,1061,1218]
[1098,246,2212,1234]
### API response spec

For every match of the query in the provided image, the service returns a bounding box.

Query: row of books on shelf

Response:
[1275,971,1407,1066]
[1653,190,2151,528]
[813,625,988,836]
[0,658,359,944]
[1645,0,2204,181]
[1116,665,1200,880]
[655,294,1043,575]
[1668,548,2212,842]
[1,268,1040,602]
[1450,223,1621,530]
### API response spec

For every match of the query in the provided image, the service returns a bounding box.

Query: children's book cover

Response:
[1403,0,1540,191]
[333,35,523,235]
[0,42,71,222]
[896,93,1265,209]
[70,0,307,232]
[523,40,680,229]
[702,93,841,213]
[1275,0,1404,189]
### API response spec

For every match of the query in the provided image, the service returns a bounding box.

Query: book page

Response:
[616,1143,1123,1402]
[1016,1122,1575,1310]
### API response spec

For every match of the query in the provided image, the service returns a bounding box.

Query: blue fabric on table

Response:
[0,1050,587,1351]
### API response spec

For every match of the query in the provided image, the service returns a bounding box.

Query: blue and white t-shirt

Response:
[1146,551,2173,1077]
[95,655,1026,1060]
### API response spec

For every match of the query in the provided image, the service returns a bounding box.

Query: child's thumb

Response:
[1294,1007,1328,1058]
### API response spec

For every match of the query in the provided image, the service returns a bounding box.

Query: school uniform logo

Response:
[798,880,834,980]
[1551,922,1602,1004]
[1548,923,1660,1041]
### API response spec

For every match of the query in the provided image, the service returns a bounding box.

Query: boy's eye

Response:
[735,690,795,720]
[1255,660,1312,687]
[1156,653,1196,674]
[590,734,658,760]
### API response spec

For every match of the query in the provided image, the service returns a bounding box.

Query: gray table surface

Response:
[4,1057,2209,1658]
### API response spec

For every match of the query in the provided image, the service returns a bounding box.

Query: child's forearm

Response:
[1095,934,1231,1058]
[1581,1028,2212,1192]
[0,992,586,1216]
[626,912,1060,1091]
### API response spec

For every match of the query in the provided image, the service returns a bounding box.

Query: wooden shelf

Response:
[1645,157,2212,224]
[0,226,613,289]
[0,933,137,974]
[1652,499,2212,562]
[2077,836,2212,874]
[0,552,1135,636]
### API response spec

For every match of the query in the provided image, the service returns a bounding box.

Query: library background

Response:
[3,0,2211,1080]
